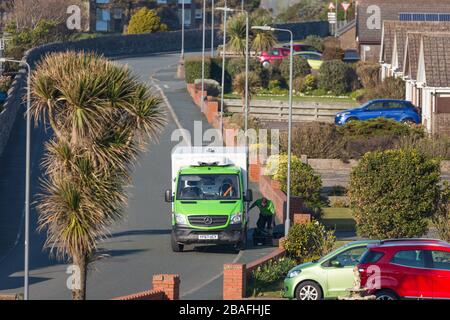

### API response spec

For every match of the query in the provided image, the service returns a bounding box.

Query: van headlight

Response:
[174,214,188,226]
[230,213,242,224]
[287,270,301,278]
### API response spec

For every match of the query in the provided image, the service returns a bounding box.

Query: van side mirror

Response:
[165,189,174,203]
[244,189,253,202]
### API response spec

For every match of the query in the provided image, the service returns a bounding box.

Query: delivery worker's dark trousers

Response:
[257,214,273,230]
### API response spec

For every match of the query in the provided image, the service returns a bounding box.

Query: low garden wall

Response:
[112,274,180,300]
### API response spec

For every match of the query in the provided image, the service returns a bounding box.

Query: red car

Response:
[258,44,319,68]
[358,239,450,300]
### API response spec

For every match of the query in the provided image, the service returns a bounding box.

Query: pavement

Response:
[0,52,276,300]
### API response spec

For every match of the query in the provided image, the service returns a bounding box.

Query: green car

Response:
[283,240,379,300]
[294,51,323,70]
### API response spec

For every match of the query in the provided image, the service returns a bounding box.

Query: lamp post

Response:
[201,0,207,113]
[251,25,294,237]
[211,0,215,57]
[0,57,32,300]
[181,0,185,58]
[218,5,232,136]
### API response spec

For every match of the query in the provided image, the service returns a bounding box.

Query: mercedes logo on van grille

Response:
[204,217,213,225]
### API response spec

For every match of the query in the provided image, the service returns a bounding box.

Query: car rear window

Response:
[391,250,426,268]
[360,250,384,264]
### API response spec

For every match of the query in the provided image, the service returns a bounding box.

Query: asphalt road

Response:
[0,52,274,300]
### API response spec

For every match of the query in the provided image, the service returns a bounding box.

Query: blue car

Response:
[335,99,421,125]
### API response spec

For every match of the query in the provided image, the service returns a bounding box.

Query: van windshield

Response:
[177,174,240,200]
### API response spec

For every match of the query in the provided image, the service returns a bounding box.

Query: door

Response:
[323,246,367,298]
[430,250,450,299]
[381,101,405,121]
[390,249,433,298]
[361,101,385,120]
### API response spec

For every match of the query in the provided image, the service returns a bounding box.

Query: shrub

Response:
[338,118,425,138]
[185,57,212,84]
[194,79,221,97]
[0,76,12,93]
[293,74,318,94]
[349,149,441,238]
[283,221,336,263]
[358,77,406,102]
[322,46,345,61]
[279,56,311,83]
[249,256,298,297]
[356,62,380,89]
[126,8,168,35]
[318,60,359,95]
[433,182,450,242]
[395,135,450,160]
[276,157,323,210]
[304,35,325,52]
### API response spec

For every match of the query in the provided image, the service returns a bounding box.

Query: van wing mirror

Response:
[244,189,253,203]
[165,189,174,203]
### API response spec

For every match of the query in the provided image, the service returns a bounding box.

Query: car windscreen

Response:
[177,174,240,200]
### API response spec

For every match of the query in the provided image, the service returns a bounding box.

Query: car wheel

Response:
[171,232,184,252]
[346,117,358,123]
[401,118,414,124]
[262,61,270,69]
[375,290,398,300]
[295,281,323,301]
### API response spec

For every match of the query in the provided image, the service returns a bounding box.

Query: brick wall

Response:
[113,274,180,300]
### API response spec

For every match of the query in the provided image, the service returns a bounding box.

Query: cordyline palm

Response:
[30,51,166,300]
[226,13,247,56]
[250,13,277,53]
[233,71,260,113]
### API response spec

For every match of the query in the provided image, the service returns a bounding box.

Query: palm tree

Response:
[226,13,247,56]
[232,71,260,113]
[30,51,166,300]
[250,13,277,53]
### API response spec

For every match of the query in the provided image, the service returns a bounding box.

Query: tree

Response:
[126,7,167,35]
[279,56,312,84]
[30,51,166,300]
[250,12,277,53]
[349,149,441,239]
[318,60,359,95]
[226,13,247,56]
[232,71,260,112]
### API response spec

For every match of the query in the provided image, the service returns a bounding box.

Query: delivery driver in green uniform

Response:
[249,197,276,233]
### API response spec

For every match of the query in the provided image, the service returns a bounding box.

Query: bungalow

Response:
[414,33,450,135]
[355,0,450,61]
[380,21,450,80]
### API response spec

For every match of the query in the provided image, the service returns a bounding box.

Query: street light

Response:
[211,0,215,57]
[201,0,207,113]
[251,25,294,237]
[0,57,32,300]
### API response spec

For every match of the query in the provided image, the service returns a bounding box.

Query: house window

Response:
[96,8,111,32]
[399,12,450,22]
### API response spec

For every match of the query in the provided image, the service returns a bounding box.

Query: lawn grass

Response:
[321,207,356,233]
[224,93,358,105]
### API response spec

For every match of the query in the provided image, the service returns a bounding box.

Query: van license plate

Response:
[198,234,218,240]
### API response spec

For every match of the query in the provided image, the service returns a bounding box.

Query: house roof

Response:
[403,32,423,80]
[356,0,450,44]
[380,21,398,64]
[420,33,450,87]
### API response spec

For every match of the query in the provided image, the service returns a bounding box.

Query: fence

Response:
[224,99,353,122]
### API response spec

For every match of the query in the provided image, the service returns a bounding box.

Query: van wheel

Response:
[171,232,184,252]
[375,289,398,300]
[295,281,323,301]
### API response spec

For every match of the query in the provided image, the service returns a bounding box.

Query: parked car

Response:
[335,99,421,125]
[343,49,361,63]
[283,240,379,300]
[294,51,323,70]
[358,239,450,300]
[282,43,320,53]
[258,47,289,68]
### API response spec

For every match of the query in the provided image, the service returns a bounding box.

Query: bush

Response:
[433,182,450,242]
[126,8,168,34]
[283,221,336,263]
[279,56,311,83]
[0,76,12,93]
[293,74,318,94]
[318,60,359,95]
[304,35,325,52]
[249,256,298,297]
[356,62,380,89]
[338,118,425,138]
[395,135,450,160]
[349,149,441,238]
[276,157,322,210]
[194,79,221,97]
[358,77,406,102]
